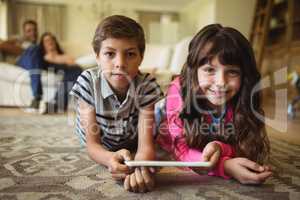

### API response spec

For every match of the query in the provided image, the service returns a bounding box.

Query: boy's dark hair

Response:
[22,20,37,29]
[92,15,145,56]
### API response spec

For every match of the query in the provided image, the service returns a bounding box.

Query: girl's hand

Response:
[124,167,155,193]
[108,149,133,180]
[201,141,221,167]
[224,157,272,184]
[192,141,221,174]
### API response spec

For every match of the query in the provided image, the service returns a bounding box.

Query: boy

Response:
[70,15,163,193]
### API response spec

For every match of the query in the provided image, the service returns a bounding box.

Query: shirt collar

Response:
[100,72,115,99]
[100,70,138,100]
[204,104,233,124]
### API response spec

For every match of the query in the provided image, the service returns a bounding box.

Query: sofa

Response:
[0,36,192,107]
[140,36,192,91]
[0,62,62,107]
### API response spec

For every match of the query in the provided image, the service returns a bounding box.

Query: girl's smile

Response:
[198,56,241,107]
[207,88,228,98]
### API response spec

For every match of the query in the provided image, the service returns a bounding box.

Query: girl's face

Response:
[197,56,241,108]
[43,35,57,53]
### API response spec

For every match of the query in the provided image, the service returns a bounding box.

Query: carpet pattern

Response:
[0,113,300,200]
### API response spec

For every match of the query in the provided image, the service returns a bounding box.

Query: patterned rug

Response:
[0,112,300,200]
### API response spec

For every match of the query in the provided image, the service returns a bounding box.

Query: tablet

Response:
[124,160,212,167]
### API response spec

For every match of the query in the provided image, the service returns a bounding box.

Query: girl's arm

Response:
[79,100,131,178]
[160,79,235,178]
[164,80,235,160]
[44,53,75,65]
[223,157,272,184]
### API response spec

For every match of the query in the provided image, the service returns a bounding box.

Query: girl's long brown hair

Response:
[179,24,269,163]
[39,32,64,56]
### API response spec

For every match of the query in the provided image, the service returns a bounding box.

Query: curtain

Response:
[9,1,65,41]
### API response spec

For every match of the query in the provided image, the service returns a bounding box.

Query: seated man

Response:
[17,31,83,114]
[2,20,82,113]
[0,19,38,58]
[1,20,42,110]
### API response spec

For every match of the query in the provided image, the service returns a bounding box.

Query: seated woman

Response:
[39,32,83,113]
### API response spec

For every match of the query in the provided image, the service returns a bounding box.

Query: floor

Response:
[0,103,300,200]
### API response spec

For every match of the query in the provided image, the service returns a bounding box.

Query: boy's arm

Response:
[124,104,156,192]
[135,104,156,161]
[79,100,132,174]
[79,99,114,166]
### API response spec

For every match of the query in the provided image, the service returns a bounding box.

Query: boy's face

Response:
[96,38,142,94]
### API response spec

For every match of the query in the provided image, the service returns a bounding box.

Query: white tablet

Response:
[124,160,212,167]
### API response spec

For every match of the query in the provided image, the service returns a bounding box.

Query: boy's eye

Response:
[203,67,216,74]
[104,52,115,58]
[127,52,137,58]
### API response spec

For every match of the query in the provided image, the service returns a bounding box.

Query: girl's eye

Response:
[227,69,241,77]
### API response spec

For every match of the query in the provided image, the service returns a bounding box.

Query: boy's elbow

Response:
[86,141,99,161]
[86,144,94,159]
[137,147,156,160]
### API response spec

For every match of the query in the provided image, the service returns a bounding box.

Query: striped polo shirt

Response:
[70,67,163,151]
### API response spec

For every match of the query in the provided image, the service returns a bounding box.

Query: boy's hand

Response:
[192,141,221,174]
[108,149,133,180]
[124,167,155,193]
[224,157,272,184]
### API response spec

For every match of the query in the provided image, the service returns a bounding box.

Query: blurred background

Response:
[0,0,255,57]
[1,0,300,140]
[0,1,300,199]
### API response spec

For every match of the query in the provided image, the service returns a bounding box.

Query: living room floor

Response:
[0,101,300,199]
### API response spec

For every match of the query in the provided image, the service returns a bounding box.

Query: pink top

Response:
[157,77,235,179]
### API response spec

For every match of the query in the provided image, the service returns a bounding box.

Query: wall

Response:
[7,0,256,56]
[0,0,8,39]
[14,0,186,56]
[215,0,256,38]
[179,0,256,39]
[179,0,216,39]
[62,0,184,56]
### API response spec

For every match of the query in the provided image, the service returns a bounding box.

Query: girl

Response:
[157,24,272,184]
[40,32,77,66]
[39,32,82,113]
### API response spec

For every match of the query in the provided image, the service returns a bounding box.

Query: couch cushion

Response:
[169,36,192,74]
[140,44,172,71]
[0,62,62,87]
